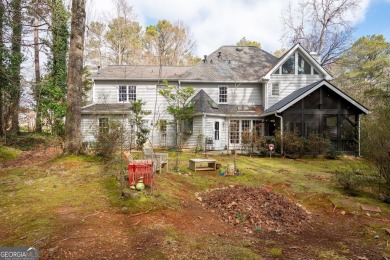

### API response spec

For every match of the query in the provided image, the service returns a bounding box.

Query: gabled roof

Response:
[262,44,332,80]
[190,89,264,116]
[180,46,278,82]
[81,103,133,114]
[89,65,191,81]
[262,80,369,116]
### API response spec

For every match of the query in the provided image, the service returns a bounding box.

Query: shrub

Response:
[275,130,305,157]
[306,133,330,157]
[332,165,365,194]
[326,144,341,159]
[95,119,125,158]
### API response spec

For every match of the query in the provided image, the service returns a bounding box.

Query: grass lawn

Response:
[0,147,389,259]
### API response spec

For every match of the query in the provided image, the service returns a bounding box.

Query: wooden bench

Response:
[189,159,217,172]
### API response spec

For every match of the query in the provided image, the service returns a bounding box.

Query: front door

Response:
[214,120,222,150]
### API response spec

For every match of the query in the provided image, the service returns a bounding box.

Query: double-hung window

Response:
[98,118,109,134]
[118,85,136,102]
[271,83,280,96]
[219,86,228,103]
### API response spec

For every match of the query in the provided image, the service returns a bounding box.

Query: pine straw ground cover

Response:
[198,185,311,234]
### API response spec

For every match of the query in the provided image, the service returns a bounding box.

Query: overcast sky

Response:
[87,0,390,56]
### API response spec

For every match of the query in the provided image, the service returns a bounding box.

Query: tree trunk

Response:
[10,0,22,134]
[0,0,5,137]
[34,0,42,132]
[64,0,86,154]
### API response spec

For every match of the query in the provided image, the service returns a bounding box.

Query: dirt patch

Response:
[0,146,62,168]
[199,185,310,234]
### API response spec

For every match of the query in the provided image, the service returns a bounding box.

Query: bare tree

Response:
[64,0,86,154]
[281,0,361,66]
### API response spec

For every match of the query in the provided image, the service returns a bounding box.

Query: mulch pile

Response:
[198,185,310,234]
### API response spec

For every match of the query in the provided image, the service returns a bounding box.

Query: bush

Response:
[95,120,125,158]
[306,133,330,157]
[326,144,341,159]
[275,130,305,157]
[332,165,365,194]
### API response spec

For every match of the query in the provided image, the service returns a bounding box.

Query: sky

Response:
[88,0,390,57]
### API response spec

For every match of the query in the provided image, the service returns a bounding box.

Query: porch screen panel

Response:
[284,113,302,134]
[323,114,337,139]
[253,120,263,137]
[322,88,339,109]
[340,115,356,140]
[303,114,320,137]
[303,89,320,109]
[230,120,239,144]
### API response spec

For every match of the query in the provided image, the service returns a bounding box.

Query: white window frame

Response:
[219,86,228,104]
[270,83,280,97]
[98,117,109,134]
[118,85,137,103]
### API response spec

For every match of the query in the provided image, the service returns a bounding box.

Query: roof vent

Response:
[236,47,243,52]
[203,55,207,63]
[97,66,100,74]
[217,51,222,58]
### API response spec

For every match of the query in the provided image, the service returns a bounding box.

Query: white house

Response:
[82,44,368,152]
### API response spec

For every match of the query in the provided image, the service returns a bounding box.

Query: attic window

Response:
[313,69,319,75]
[272,68,280,75]
[282,55,295,74]
[298,53,311,74]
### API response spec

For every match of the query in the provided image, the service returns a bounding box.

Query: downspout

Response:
[275,112,283,155]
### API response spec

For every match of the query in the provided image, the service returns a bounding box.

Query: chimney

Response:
[310,52,321,63]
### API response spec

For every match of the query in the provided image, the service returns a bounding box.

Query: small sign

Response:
[268,144,274,151]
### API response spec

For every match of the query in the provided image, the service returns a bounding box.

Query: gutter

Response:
[274,113,283,155]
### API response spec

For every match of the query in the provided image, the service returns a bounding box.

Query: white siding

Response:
[182,82,263,106]
[267,74,324,109]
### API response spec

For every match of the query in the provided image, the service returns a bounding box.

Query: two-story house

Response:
[82,43,368,153]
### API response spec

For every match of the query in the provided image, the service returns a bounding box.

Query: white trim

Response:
[218,85,228,104]
[263,44,332,80]
[261,80,369,116]
[270,82,280,97]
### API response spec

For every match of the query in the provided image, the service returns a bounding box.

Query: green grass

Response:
[1,149,389,258]
[0,146,21,161]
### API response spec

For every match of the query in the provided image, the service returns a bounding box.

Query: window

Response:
[230,120,239,144]
[271,83,279,96]
[219,86,227,103]
[118,85,136,102]
[98,118,109,134]
[298,53,311,74]
[282,55,295,74]
[214,122,220,140]
[272,68,280,75]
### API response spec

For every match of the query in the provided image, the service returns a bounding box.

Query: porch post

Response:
[358,114,361,157]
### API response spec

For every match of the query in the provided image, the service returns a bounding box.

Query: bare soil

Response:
[2,146,389,259]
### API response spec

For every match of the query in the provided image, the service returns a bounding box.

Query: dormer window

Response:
[298,53,311,74]
[282,55,295,74]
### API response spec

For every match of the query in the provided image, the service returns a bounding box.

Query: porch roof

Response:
[190,89,264,116]
[81,103,133,114]
[262,80,369,116]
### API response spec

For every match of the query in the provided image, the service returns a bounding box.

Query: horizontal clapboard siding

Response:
[267,75,324,109]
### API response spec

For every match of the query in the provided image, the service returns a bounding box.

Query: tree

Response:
[85,21,106,67]
[129,100,151,149]
[105,17,142,65]
[236,37,261,48]
[144,20,197,66]
[0,0,7,137]
[9,0,23,133]
[159,81,194,170]
[64,0,86,154]
[281,0,361,66]
[334,35,390,201]
[40,0,69,135]
[273,48,288,58]
[334,35,390,106]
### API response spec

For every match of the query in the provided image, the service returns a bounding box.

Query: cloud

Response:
[90,0,374,56]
